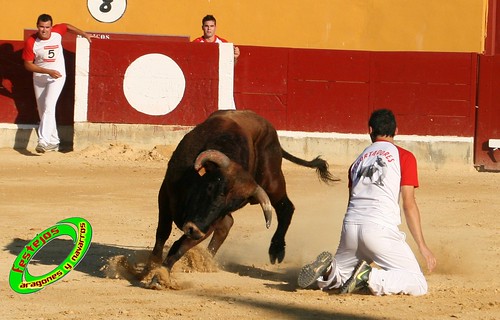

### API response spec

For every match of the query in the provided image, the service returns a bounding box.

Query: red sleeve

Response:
[397,146,419,188]
[52,24,68,36]
[22,35,37,61]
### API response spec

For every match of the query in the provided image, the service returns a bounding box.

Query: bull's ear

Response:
[197,167,206,176]
[196,160,220,176]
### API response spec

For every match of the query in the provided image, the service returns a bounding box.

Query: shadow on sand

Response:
[5,238,378,320]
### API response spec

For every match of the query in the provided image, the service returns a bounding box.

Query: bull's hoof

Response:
[143,266,174,290]
[269,243,285,264]
[147,275,164,290]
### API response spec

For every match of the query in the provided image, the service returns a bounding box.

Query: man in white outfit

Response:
[298,109,437,296]
[22,13,93,153]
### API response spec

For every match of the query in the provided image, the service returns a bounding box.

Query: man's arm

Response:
[401,185,437,273]
[24,60,62,78]
[66,24,94,43]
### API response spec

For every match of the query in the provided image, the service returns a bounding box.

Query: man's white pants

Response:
[33,74,66,146]
[317,223,428,296]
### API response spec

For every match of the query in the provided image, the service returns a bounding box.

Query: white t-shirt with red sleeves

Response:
[192,35,228,44]
[344,140,419,228]
[22,24,68,77]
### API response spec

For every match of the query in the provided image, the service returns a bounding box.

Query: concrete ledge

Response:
[0,124,73,150]
[1,122,474,170]
[74,123,473,170]
[73,122,192,151]
[278,132,474,170]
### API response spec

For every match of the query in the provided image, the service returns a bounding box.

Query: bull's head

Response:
[181,149,273,240]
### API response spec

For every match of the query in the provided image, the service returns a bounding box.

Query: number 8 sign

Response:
[87,0,127,23]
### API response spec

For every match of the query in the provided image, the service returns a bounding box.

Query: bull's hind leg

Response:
[269,195,295,264]
[207,214,234,256]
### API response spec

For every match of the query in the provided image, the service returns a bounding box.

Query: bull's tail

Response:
[281,149,340,183]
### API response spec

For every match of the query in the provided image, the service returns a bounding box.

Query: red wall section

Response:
[287,49,371,133]
[476,55,500,170]
[370,52,478,136]
[0,40,35,124]
[233,46,289,128]
[1,38,478,139]
[235,47,477,136]
[88,40,220,125]
[0,32,79,126]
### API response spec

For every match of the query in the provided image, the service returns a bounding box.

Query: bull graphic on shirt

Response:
[358,156,387,186]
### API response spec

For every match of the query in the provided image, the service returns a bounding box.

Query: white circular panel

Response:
[87,0,127,23]
[123,54,186,116]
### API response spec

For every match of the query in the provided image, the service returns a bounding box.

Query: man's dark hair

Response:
[37,14,53,25]
[202,15,216,25]
[369,109,397,140]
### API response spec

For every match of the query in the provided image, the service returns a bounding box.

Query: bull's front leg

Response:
[207,214,234,256]
[269,195,295,264]
[164,228,214,270]
[150,220,172,264]
[150,181,173,264]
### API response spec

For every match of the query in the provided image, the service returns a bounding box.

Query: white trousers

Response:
[317,223,428,296]
[33,75,66,146]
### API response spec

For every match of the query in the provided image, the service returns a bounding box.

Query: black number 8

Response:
[100,0,113,13]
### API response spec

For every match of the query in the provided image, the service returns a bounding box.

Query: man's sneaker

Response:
[297,251,334,288]
[339,260,371,294]
[35,143,59,153]
[35,143,45,153]
[44,143,59,152]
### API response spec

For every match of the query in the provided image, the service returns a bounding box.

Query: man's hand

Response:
[47,69,62,79]
[234,46,240,62]
[419,245,437,273]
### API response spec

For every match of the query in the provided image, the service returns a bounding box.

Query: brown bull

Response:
[150,110,336,273]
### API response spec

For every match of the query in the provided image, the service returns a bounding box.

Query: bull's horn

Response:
[194,150,231,171]
[253,185,273,229]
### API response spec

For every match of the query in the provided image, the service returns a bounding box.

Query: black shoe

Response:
[339,260,371,294]
[297,251,334,288]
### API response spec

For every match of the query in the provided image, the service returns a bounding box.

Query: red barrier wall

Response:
[88,40,218,125]
[0,40,34,123]
[82,40,478,137]
[476,55,500,170]
[0,37,487,167]
[0,34,77,126]
[235,47,478,136]
[2,38,477,136]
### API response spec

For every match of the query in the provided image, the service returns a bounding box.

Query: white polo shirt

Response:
[344,140,419,228]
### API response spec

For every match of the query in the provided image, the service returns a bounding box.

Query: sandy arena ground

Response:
[0,144,498,320]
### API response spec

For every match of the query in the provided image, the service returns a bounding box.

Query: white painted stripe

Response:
[489,139,500,148]
[74,37,90,122]
[218,43,235,110]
